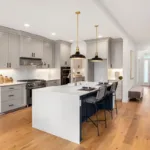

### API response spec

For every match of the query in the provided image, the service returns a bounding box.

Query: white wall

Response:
[122,38,136,102]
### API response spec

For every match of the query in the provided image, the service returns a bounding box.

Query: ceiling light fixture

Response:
[70,40,73,42]
[24,23,30,28]
[98,35,103,38]
[90,25,103,62]
[70,11,86,59]
[52,32,56,36]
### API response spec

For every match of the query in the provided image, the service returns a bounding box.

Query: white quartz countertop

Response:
[0,82,27,87]
[33,82,112,96]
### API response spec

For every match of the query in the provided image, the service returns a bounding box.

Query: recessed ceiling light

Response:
[98,35,103,38]
[52,32,56,36]
[24,23,30,28]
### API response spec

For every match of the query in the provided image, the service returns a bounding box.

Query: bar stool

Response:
[109,82,118,115]
[84,86,107,136]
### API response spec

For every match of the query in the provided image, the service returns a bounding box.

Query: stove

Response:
[18,79,46,106]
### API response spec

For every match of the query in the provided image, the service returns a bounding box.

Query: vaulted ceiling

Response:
[99,0,150,45]
[0,0,149,46]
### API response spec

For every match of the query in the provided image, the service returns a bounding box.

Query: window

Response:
[144,60,148,83]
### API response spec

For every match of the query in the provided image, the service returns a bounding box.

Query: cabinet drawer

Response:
[1,89,22,102]
[1,99,23,112]
[1,85,23,92]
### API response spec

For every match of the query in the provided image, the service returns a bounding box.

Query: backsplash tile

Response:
[0,67,60,81]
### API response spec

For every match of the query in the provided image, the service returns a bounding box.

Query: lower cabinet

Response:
[0,84,26,113]
[46,80,60,87]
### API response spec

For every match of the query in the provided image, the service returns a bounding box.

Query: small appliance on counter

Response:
[18,79,46,106]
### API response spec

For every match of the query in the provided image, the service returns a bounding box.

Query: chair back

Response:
[96,86,107,102]
[110,82,118,92]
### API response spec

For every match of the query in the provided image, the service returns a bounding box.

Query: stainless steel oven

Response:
[18,79,46,106]
[61,67,70,85]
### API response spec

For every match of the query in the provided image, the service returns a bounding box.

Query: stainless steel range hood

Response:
[20,57,43,66]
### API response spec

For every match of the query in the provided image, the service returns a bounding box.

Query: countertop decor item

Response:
[118,76,123,80]
[70,11,86,59]
[90,25,103,62]
[0,74,4,84]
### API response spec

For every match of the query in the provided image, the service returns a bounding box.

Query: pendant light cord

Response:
[76,11,80,52]
[95,25,98,56]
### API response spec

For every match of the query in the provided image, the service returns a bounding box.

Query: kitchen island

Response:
[32,82,113,144]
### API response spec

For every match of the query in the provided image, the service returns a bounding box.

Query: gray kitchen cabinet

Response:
[0,32,9,68]
[20,35,43,59]
[86,38,109,59]
[55,41,71,67]
[0,84,26,113]
[43,41,53,68]
[110,38,123,68]
[46,80,60,87]
[0,32,19,69]
[8,33,20,68]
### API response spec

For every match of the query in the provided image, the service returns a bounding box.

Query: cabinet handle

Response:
[111,64,112,68]
[9,63,11,68]
[65,61,67,65]
[34,53,35,57]
[9,95,14,97]
[9,88,14,90]
[32,53,33,57]
[48,64,50,68]
[7,63,8,68]
[9,104,14,107]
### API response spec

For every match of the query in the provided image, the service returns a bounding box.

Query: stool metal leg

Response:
[94,103,100,136]
[103,102,107,128]
[114,93,118,114]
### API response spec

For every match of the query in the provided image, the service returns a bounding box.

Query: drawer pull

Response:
[9,95,14,97]
[9,104,14,107]
[9,88,14,90]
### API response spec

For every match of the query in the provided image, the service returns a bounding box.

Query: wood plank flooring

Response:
[0,87,150,150]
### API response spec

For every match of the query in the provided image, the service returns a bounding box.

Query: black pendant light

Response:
[91,25,103,62]
[70,11,86,59]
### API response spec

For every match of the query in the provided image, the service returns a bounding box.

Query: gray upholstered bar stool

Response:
[110,82,118,115]
[84,86,107,136]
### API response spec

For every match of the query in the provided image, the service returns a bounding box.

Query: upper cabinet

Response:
[8,33,20,68]
[86,38,109,59]
[43,41,54,68]
[0,32,9,68]
[110,38,123,69]
[55,41,71,67]
[20,35,43,59]
[0,32,20,69]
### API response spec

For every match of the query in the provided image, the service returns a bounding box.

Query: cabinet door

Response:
[0,32,9,68]
[98,40,108,59]
[110,40,123,68]
[8,34,20,68]
[86,42,96,59]
[20,36,33,58]
[32,38,43,59]
[43,41,52,68]
[60,43,70,66]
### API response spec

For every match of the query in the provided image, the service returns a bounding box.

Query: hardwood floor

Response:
[0,87,150,150]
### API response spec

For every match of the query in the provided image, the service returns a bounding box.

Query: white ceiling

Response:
[100,0,150,45]
[0,0,122,41]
